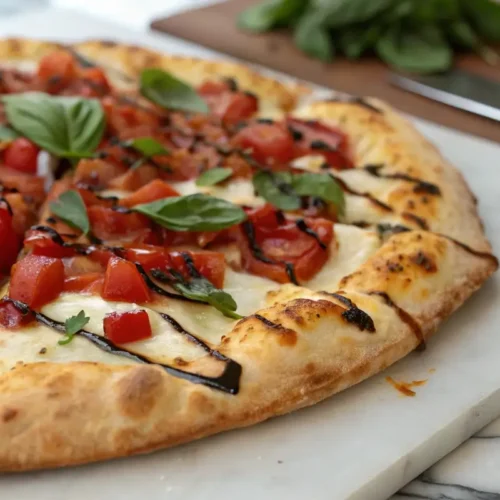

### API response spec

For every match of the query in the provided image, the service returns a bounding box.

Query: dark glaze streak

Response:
[0,197,13,216]
[326,292,375,333]
[179,252,200,279]
[242,221,299,285]
[328,95,383,114]
[364,165,441,196]
[295,219,327,250]
[442,236,499,268]
[253,314,284,330]
[368,291,425,348]
[402,212,429,230]
[7,299,241,394]
[377,223,411,241]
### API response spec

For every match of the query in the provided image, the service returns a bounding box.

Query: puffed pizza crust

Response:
[0,38,497,471]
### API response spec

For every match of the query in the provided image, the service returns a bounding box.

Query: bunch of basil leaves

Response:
[239,0,500,73]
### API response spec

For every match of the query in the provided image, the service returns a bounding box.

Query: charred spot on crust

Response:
[402,212,429,230]
[253,314,298,346]
[377,223,411,241]
[2,407,18,423]
[411,251,437,273]
[324,293,376,333]
[387,261,404,273]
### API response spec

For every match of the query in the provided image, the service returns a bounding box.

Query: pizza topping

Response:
[140,68,209,114]
[50,189,90,235]
[2,137,39,174]
[102,256,151,303]
[0,204,21,275]
[0,124,20,142]
[9,254,65,309]
[120,179,179,207]
[103,309,152,344]
[58,309,90,345]
[63,272,102,293]
[195,167,233,187]
[0,297,33,328]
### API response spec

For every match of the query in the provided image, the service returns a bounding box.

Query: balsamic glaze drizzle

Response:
[6,298,241,394]
[364,165,441,196]
[325,292,375,332]
[0,196,13,216]
[328,95,383,114]
[242,220,299,285]
[295,219,327,250]
[402,212,429,230]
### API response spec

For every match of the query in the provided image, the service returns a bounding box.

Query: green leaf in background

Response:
[133,193,247,232]
[3,92,105,158]
[294,11,334,62]
[50,190,90,235]
[140,68,209,114]
[126,137,170,158]
[58,310,90,346]
[196,167,233,187]
[376,24,453,73]
[0,125,19,142]
[313,0,393,28]
[339,24,382,59]
[238,0,306,32]
[462,0,500,42]
[412,0,461,23]
[292,172,345,216]
[252,170,301,211]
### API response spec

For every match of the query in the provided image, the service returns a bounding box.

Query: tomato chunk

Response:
[0,298,34,329]
[0,207,21,275]
[37,50,77,92]
[9,254,64,308]
[240,205,334,283]
[63,272,102,293]
[104,310,152,344]
[125,245,169,272]
[169,251,226,288]
[24,230,75,259]
[232,123,294,164]
[120,179,179,208]
[3,138,40,174]
[102,256,150,303]
[287,118,353,169]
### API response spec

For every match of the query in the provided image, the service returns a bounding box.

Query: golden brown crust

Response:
[0,38,496,471]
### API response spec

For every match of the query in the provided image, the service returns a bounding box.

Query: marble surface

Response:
[1,5,500,500]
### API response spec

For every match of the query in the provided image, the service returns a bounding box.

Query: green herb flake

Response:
[127,137,170,158]
[50,190,91,235]
[140,68,209,114]
[58,310,90,346]
[252,170,301,211]
[196,167,233,187]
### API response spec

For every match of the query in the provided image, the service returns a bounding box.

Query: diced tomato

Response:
[3,138,40,174]
[0,168,45,204]
[232,123,294,165]
[0,298,34,329]
[169,250,226,288]
[73,158,127,188]
[103,309,152,344]
[3,193,37,237]
[124,245,169,272]
[240,205,334,283]
[0,207,21,274]
[198,80,258,125]
[87,206,152,242]
[159,149,202,182]
[108,164,160,192]
[287,118,354,169]
[120,179,179,208]
[78,67,110,93]
[87,248,116,267]
[85,277,104,295]
[63,272,102,293]
[37,50,77,92]
[23,229,75,258]
[9,254,64,308]
[102,256,150,303]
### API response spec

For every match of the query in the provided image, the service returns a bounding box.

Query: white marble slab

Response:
[0,8,500,500]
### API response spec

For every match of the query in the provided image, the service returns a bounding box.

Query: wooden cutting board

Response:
[151,0,500,143]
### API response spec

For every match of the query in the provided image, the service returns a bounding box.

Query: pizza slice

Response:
[0,39,496,471]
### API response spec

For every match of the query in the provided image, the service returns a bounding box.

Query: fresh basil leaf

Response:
[238,0,305,32]
[50,190,90,235]
[293,172,345,215]
[196,167,233,187]
[339,24,382,59]
[0,125,19,142]
[294,11,335,62]
[126,137,170,158]
[412,0,461,22]
[447,20,480,48]
[252,170,301,210]
[140,68,209,114]
[172,277,242,320]
[461,0,500,41]
[3,92,105,158]
[376,24,452,73]
[313,0,393,28]
[58,310,90,346]
[133,193,247,232]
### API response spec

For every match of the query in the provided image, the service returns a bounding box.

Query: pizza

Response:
[0,38,496,471]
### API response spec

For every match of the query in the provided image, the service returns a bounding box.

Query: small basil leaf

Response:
[50,190,90,235]
[127,137,170,157]
[0,125,20,142]
[196,167,233,187]
[3,92,105,157]
[292,172,345,215]
[133,193,247,232]
[238,0,305,32]
[140,68,209,114]
[339,24,382,59]
[294,11,334,62]
[313,0,393,28]
[58,310,90,346]
[252,170,301,211]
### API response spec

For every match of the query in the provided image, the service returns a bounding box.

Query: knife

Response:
[390,70,500,122]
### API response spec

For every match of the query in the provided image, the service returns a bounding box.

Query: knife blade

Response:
[390,70,500,122]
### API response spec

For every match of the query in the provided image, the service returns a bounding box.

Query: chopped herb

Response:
[58,310,90,346]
